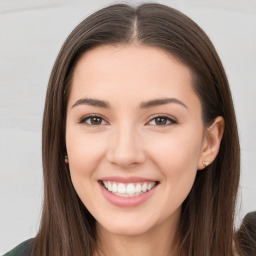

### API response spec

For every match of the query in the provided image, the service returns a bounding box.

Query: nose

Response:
[106,124,146,168]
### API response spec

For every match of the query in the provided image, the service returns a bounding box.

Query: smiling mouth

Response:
[100,181,159,197]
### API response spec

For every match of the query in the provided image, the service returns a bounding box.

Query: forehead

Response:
[68,44,200,111]
[73,44,190,83]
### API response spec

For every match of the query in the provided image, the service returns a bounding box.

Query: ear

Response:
[197,116,225,170]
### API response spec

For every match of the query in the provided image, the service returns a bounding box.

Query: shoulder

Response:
[3,239,34,256]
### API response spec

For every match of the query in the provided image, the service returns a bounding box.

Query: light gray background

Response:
[0,0,255,254]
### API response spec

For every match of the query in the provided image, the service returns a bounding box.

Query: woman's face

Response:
[66,45,207,237]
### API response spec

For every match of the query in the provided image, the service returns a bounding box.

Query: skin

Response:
[65,44,224,256]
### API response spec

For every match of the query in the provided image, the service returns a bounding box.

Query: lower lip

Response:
[99,182,158,207]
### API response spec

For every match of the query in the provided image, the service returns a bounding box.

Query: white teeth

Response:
[114,192,130,197]
[126,184,135,194]
[112,182,118,192]
[142,183,147,192]
[117,183,126,193]
[102,181,157,197]
[147,182,155,190]
[107,181,112,192]
[135,184,142,193]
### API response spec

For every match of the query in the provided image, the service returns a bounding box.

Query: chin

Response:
[97,217,156,237]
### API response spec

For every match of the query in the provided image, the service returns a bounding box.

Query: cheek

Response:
[66,131,107,175]
[147,129,202,173]
[65,129,108,206]
[146,129,202,202]
[65,131,107,207]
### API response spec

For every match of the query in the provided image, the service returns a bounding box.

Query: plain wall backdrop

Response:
[0,0,256,254]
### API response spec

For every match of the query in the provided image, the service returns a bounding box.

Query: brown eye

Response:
[79,115,107,126]
[148,116,176,127]
[89,117,103,125]
[155,117,168,125]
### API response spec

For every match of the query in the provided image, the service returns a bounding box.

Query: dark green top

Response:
[3,239,34,256]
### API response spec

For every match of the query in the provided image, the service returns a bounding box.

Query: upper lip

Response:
[100,176,158,183]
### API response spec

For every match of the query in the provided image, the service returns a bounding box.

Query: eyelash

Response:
[79,114,177,127]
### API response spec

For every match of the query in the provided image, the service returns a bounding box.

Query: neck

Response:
[94,213,180,256]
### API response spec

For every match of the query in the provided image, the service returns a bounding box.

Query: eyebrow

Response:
[72,97,188,109]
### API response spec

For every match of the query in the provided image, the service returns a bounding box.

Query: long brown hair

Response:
[235,211,256,256]
[32,3,240,256]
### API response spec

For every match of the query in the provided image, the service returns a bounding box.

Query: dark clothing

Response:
[3,239,34,256]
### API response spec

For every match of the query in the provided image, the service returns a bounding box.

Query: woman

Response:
[4,3,240,256]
